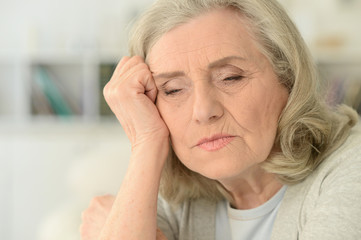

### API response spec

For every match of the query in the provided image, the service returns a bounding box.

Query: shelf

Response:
[0,52,120,123]
[0,49,360,124]
[99,63,117,116]
[30,63,84,116]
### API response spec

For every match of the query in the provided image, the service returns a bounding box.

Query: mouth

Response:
[196,134,235,152]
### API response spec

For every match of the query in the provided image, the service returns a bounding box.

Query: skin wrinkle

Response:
[156,61,253,103]
[148,8,288,208]
[151,42,249,73]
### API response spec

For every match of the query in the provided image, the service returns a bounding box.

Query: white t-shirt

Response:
[216,186,287,240]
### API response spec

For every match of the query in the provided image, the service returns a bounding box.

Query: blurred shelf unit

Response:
[316,54,361,114]
[0,52,118,123]
[1,51,360,124]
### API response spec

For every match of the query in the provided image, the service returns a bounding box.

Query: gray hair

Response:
[128,0,358,204]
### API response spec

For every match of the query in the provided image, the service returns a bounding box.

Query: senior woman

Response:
[80,0,361,239]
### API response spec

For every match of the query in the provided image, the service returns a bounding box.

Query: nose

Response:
[192,83,224,124]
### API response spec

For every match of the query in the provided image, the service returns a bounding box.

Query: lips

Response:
[196,134,235,152]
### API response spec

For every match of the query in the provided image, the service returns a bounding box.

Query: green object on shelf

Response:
[34,66,73,116]
[99,64,116,116]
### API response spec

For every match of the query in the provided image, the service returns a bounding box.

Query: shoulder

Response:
[290,121,361,202]
[302,120,361,205]
[326,120,361,162]
[157,195,216,219]
[157,196,217,240]
[272,121,361,240]
[315,120,361,180]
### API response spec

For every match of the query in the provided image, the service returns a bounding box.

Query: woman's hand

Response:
[94,56,170,240]
[103,56,169,150]
[80,195,115,240]
[80,195,168,240]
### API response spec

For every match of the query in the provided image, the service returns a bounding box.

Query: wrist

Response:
[130,136,170,168]
[132,132,169,152]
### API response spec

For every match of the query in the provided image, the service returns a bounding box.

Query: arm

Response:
[80,195,115,240]
[80,195,168,240]
[97,56,170,240]
[300,148,361,239]
[98,141,167,240]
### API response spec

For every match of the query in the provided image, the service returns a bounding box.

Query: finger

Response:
[112,56,130,76]
[118,62,157,102]
[135,62,158,103]
[103,57,129,95]
[106,56,146,92]
[116,56,145,78]
[107,56,130,89]
[144,73,158,103]
[100,194,116,205]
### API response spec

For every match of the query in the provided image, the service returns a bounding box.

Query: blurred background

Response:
[0,0,360,239]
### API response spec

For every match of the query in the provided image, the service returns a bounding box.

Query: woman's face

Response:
[147,8,289,181]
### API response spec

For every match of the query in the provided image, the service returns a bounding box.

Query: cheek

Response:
[228,83,285,157]
[237,80,286,130]
[156,98,190,143]
[157,99,196,165]
[226,90,264,131]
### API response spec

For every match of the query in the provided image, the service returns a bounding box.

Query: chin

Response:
[183,154,256,181]
[201,166,248,181]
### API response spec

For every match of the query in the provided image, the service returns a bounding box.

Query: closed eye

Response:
[223,76,244,81]
[165,89,182,95]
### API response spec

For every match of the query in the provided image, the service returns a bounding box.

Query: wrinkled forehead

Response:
[147,8,263,74]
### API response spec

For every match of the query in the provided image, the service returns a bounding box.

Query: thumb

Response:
[143,68,158,103]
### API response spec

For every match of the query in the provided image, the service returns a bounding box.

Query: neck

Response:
[218,166,283,210]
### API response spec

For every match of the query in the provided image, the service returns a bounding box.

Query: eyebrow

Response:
[152,55,246,80]
[208,55,246,69]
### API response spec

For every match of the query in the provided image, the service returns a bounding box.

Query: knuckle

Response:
[132,68,151,82]
[132,55,144,62]
[138,66,151,76]
[104,194,115,199]
[115,56,130,70]
[81,209,89,220]
[103,82,116,95]
[103,85,122,102]
[91,195,108,207]
[90,196,100,205]
[137,61,147,68]
[122,56,130,61]
[144,70,153,79]
[103,85,110,98]
[97,195,109,203]
[94,195,105,201]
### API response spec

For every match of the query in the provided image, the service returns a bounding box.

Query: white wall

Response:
[1,0,361,57]
[0,0,155,55]
[282,0,361,56]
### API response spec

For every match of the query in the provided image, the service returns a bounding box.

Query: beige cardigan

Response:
[157,122,361,240]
